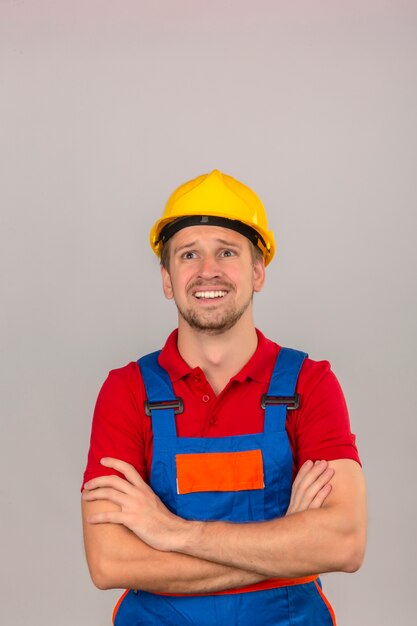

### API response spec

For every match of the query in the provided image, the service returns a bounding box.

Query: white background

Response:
[1,1,416,624]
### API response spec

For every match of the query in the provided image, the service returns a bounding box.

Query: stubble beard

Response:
[176,292,254,336]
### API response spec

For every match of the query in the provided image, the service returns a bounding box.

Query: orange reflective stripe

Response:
[213,574,318,596]
[314,580,337,625]
[154,575,319,597]
[112,589,129,624]
[176,450,264,494]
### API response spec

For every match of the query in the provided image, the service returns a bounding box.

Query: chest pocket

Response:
[176,449,264,494]
[175,447,266,522]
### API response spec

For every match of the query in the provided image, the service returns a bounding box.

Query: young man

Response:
[82,170,367,625]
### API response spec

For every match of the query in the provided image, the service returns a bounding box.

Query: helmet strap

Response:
[157,215,266,251]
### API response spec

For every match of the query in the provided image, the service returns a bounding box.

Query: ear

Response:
[253,257,266,293]
[161,266,174,300]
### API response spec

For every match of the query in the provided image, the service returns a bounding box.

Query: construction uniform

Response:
[107,344,343,625]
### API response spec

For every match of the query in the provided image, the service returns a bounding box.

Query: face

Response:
[161,225,265,335]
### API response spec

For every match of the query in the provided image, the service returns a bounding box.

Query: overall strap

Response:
[137,351,180,438]
[263,347,308,433]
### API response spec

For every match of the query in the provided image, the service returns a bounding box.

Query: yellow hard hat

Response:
[150,169,276,265]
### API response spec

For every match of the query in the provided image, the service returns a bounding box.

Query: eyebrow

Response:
[215,238,242,248]
[173,238,242,255]
[173,241,197,255]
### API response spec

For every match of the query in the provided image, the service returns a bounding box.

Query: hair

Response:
[160,237,264,272]
[160,238,172,270]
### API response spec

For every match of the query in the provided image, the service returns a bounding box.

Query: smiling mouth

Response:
[194,290,228,299]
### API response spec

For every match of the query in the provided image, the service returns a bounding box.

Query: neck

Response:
[177,314,258,395]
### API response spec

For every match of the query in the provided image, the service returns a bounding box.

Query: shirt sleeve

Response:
[81,362,150,490]
[288,358,361,471]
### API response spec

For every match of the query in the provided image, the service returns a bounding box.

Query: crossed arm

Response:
[82,458,367,593]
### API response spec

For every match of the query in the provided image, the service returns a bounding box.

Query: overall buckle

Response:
[261,393,300,411]
[144,398,184,416]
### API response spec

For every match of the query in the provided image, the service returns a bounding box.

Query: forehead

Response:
[170,225,249,251]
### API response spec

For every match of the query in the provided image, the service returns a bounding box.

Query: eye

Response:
[182,251,197,260]
[220,249,235,258]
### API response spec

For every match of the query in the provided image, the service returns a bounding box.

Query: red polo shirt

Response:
[82,329,360,488]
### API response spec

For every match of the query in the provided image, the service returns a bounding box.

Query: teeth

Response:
[194,291,227,299]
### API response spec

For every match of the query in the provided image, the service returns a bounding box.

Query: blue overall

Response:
[113,347,336,626]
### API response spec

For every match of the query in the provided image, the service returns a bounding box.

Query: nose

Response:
[197,253,221,280]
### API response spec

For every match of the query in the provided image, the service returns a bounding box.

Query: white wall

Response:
[1,1,416,624]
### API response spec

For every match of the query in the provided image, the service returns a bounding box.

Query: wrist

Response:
[175,519,206,556]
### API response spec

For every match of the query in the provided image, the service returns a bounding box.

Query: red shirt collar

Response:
[158,329,279,384]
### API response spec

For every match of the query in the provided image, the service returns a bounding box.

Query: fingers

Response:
[287,460,335,514]
[309,483,332,510]
[99,458,146,488]
[291,460,329,498]
[83,459,147,494]
[301,464,334,510]
[83,486,128,508]
[302,465,334,508]
[84,473,136,495]
[300,460,331,490]
[291,459,314,491]
[82,459,149,510]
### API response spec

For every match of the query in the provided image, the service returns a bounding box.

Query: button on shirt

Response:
[177,365,219,433]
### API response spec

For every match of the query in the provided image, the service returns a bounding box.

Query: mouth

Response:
[193,290,228,300]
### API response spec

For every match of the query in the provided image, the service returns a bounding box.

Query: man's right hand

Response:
[286,460,335,516]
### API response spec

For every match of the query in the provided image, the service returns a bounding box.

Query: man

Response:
[82,170,367,625]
